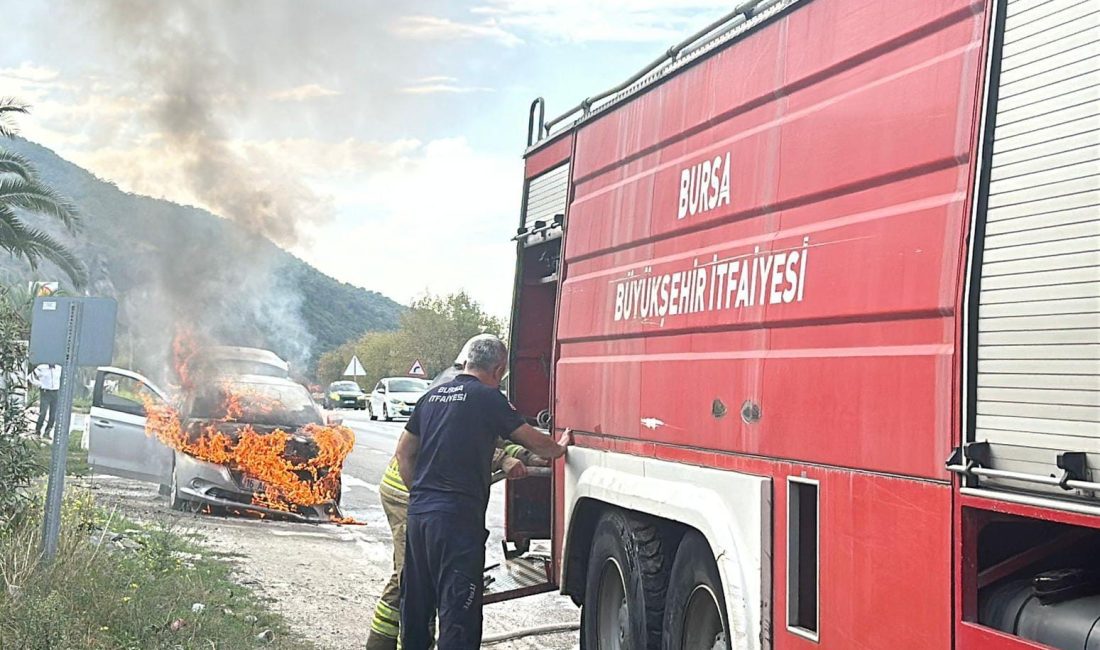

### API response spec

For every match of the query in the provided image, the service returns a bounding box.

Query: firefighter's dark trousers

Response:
[400,511,487,650]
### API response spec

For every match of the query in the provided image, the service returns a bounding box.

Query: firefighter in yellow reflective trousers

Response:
[365,443,542,650]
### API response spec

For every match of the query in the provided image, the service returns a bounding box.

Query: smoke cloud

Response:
[95,0,333,246]
[80,0,338,379]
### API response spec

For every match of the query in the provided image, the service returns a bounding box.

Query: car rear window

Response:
[192,381,322,427]
[331,382,360,391]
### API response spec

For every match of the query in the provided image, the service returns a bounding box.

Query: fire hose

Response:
[481,621,582,645]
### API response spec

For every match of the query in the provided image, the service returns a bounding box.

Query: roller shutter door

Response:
[974,0,1100,497]
[523,163,569,233]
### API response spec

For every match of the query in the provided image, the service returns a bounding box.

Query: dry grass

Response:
[0,490,313,650]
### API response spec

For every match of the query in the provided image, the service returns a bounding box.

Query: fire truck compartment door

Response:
[88,367,173,485]
[970,0,1100,499]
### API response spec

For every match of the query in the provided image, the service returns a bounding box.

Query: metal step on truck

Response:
[483,0,1100,648]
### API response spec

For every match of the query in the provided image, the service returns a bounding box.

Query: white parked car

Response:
[368,377,429,421]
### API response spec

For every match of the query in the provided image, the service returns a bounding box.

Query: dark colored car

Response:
[323,380,367,410]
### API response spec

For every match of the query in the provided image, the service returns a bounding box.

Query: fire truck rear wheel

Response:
[583,510,669,650]
[662,531,729,650]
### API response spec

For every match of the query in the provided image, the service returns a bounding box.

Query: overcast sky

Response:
[0,0,731,316]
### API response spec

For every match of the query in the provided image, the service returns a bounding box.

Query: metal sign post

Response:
[29,296,117,563]
[41,301,82,561]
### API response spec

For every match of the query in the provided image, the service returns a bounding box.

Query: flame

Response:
[172,329,201,392]
[142,386,355,520]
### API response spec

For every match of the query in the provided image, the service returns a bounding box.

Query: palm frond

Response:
[0,98,30,139]
[0,175,79,230]
[0,205,87,287]
[0,149,35,181]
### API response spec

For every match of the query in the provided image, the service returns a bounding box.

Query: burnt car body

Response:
[88,363,342,521]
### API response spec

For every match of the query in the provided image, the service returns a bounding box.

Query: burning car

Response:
[88,365,354,522]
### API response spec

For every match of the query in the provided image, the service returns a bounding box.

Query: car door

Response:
[87,367,173,484]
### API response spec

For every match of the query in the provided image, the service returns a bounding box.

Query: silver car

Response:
[88,366,343,521]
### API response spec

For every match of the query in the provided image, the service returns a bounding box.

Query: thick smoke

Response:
[96,0,332,245]
[81,0,334,380]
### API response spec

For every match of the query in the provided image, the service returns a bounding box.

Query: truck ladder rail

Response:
[537,0,801,141]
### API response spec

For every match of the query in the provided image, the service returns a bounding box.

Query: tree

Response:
[0,98,29,139]
[314,291,506,387]
[0,99,86,287]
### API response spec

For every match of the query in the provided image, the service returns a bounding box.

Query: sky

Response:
[0,0,732,317]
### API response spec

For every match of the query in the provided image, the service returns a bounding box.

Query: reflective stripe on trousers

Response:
[365,481,408,650]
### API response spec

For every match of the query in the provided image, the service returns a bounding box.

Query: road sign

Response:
[343,355,366,377]
[30,297,117,366]
[408,359,425,377]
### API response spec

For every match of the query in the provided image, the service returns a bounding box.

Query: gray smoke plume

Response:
[75,0,338,380]
[96,0,332,245]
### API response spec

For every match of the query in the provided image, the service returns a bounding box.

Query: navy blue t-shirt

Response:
[405,374,525,520]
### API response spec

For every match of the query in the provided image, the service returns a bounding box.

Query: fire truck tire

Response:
[661,531,730,650]
[583,510,669,650]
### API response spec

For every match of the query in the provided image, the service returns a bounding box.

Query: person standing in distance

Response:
[396,335,570,650]
[31,363,61,438]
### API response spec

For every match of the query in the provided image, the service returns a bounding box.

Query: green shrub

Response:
[0,491,311,649]
[0,289,38,526]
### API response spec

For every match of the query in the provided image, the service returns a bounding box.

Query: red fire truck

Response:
[493,0,1100,648]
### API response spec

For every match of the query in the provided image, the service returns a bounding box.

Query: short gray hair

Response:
[465,335,508,372]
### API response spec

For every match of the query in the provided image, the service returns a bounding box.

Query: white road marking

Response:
[342,474,379,493]
[268,529,348,540]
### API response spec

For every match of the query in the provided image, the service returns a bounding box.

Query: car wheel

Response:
[368,403,376,420]
[383,404,392,422]
[168,460,188,512]
[661,532,730,650]
[583,510,669,650]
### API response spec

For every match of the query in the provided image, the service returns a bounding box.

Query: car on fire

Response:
[87,366,344,521]
[368,377,429,421]
[181,345,289,379]
[322,380,367,410]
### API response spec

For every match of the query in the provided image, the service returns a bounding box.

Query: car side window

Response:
[374,381,383,392]
[95,372,159,417]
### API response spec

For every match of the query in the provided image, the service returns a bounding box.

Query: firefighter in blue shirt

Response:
[395,335,570,649]
[365,335,547,650]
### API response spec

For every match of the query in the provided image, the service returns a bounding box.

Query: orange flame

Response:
[142,388,355,520]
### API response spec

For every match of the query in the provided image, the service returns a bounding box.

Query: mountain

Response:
[0,137,402,378]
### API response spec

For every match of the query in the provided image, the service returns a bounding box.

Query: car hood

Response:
[387,391,424,403]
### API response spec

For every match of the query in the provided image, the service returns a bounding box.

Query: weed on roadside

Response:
[0,490,312,649]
